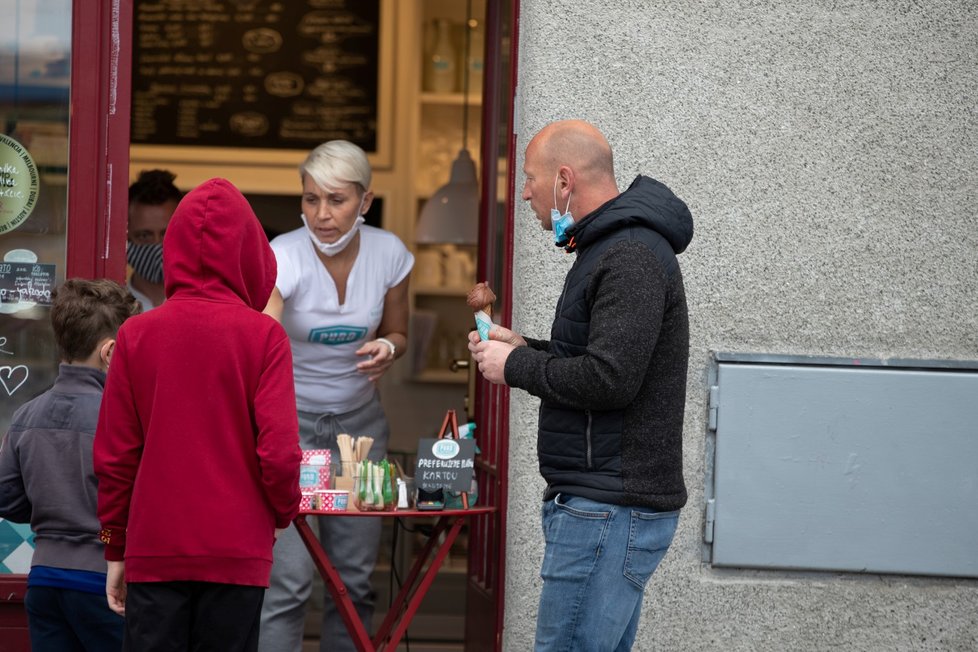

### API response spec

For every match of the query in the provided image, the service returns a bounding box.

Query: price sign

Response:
[0,262,56,307]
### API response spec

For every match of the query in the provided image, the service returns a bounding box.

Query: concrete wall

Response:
[504,1,978,650]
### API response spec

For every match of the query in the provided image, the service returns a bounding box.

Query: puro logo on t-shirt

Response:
[308,326,367,345]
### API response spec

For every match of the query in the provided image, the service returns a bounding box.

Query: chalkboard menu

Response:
[131,0,381,152]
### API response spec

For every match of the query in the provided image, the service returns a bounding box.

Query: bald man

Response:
[469,120,693,651]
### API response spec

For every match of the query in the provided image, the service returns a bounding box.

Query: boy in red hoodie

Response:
[94,178,301,651]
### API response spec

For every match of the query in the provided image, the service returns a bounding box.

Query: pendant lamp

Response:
[415,0,479,245]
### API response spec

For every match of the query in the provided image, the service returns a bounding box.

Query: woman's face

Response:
[300,175,373,244]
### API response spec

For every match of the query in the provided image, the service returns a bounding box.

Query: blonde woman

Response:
[260,140,413,652]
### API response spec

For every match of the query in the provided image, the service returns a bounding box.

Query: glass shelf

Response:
[420,92,483,106]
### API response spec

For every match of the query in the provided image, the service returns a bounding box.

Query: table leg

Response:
[293,516,375,652]
[372,515,466,650]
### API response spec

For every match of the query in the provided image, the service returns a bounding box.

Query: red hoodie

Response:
[95,178,301,586]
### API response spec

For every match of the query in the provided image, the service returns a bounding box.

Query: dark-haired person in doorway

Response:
[127,169,182,311]
[469,120,693,651]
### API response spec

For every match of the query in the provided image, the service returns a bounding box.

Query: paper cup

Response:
[326,490,349,511]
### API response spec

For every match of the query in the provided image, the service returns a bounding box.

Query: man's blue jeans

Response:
[535,494,679,651]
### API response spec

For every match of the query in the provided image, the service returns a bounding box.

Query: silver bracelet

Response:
[376,337,396,358]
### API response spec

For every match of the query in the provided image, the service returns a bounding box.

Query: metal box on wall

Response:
[704,354,978,578]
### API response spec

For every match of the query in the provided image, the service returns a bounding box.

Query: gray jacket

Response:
[0,364,108,573]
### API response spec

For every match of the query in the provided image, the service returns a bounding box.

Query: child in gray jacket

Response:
[0,278,139,651]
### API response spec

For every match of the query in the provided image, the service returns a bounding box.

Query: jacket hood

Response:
[163,178,276,310]
[568,175,693,254]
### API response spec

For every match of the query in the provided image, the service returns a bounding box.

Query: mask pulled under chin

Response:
[126,242,164,284]
[301,214,365,257]
[551,176,574,246]
[551,209,574,246]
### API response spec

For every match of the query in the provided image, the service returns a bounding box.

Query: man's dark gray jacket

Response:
[505,175,692,511]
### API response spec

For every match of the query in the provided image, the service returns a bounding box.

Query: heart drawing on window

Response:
[0,365,29,396]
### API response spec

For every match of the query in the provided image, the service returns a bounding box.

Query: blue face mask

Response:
[551,175,573,246]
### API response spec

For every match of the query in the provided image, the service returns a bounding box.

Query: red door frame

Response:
[465,0,520,649]
[67,0,133,281]
[1,4,132,649]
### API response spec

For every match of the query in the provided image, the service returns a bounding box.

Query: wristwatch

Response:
[376,337,396,358]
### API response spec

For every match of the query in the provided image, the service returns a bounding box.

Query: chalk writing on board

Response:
[130,0,382,152]
[0,262,56,307]
[0,364,29,396]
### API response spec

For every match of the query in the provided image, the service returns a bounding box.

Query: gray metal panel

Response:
[711,363,978,577]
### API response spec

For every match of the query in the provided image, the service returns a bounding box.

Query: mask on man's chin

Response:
[551,174,574,246]
[126,242,164,284]
[551,208,574,246]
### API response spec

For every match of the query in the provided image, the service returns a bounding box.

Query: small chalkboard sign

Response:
[0,262,56,307]
[415,438,476,493]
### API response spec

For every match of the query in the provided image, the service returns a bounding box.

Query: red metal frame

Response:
[466,0,520,649]
[1,5,132,646]
[295,508,496,652]
[67,0,132,281]
[0,576,30,651]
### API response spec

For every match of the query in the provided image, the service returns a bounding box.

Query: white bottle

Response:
[397,478,408,509]
[425,18,457,93]
[460,18,485,96]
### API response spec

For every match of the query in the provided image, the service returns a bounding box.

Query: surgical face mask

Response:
[551,175,574,246]
[126,242,164,284]
[301,195,366,257]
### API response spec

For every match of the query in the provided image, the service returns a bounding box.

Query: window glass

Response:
[0,0,71,433]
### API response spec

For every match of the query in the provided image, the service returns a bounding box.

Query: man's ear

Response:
[99,338,116,370]
[556,165,575,202]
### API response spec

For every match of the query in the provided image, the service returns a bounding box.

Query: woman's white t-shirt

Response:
[271,225,414,414]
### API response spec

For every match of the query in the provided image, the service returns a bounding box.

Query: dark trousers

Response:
[25,586,125,652]
[124,581,265,652]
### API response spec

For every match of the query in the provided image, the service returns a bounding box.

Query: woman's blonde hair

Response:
[299,140,372,194]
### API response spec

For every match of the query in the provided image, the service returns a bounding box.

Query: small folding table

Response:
[294,505,495,652]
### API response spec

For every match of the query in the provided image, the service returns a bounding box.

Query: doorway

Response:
[126,1,518,649]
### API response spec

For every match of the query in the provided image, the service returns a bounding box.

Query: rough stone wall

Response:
[505,1,978,650]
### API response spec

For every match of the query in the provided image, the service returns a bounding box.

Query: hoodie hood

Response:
[567,175,693,254]
[163,178,276,310]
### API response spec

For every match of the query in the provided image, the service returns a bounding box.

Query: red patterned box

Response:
[299,492,316,511]
[299,450,331,492]
[315,490,349,512]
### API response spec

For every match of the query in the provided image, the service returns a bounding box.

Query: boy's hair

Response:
[129,169,182,206]
[51,279,141,362]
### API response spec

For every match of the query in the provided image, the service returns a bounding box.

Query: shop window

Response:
[0,0,72,441]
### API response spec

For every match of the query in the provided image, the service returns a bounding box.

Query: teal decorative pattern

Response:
[0,519,34,573]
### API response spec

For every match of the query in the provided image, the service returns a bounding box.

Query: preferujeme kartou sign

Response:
[415,438,475,493]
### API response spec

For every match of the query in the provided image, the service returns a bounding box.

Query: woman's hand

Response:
[356,339,396,382]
